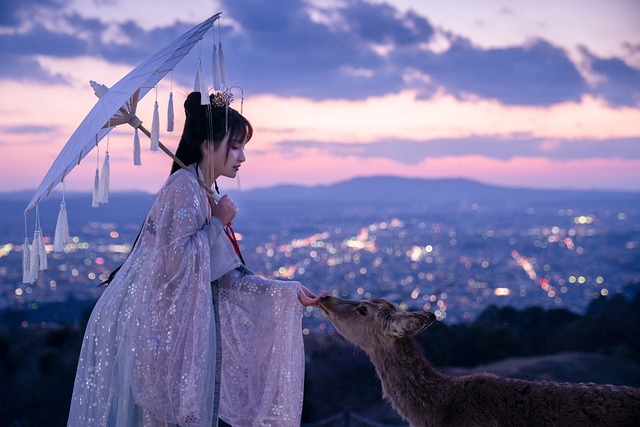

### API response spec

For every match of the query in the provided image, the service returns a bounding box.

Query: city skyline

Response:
[2,177,638,326]
[0,0,639,203]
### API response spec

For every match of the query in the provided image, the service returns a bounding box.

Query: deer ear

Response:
[387,311,436,337]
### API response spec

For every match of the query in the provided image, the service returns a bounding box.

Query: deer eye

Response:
[357,306,368,316]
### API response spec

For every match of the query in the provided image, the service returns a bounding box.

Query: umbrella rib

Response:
[61,166,69,183]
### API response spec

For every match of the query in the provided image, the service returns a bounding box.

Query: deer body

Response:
[319,296,640,427]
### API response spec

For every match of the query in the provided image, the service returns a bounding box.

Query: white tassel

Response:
[36,228,47,271]
[194,65,200,92]
[198,59,208,105]
[218,42,227,89]
[54,201,70,252]
[167,92,174,132]
[29,231,40,280]
[150,101,160,151]
[99,151,110,204]
[133,128,141,165]
[92,168,100,207]
[212,44,221,91]
[22,237,33,284]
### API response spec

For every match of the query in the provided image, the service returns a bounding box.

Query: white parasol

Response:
[22,13,226,284]
[25,12,222,215]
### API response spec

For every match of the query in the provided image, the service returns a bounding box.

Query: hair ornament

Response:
[210,90,234,107]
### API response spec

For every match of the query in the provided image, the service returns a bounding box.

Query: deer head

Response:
[319,296,436,352]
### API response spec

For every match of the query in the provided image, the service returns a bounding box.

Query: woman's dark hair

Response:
[104,92,252,286]
[170,91,253,174]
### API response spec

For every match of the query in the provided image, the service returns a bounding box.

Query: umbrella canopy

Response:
[25,13,221,215]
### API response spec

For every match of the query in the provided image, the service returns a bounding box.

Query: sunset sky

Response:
[1,0,639,203]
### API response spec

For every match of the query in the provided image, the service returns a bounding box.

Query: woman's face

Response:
[213,134,247,180]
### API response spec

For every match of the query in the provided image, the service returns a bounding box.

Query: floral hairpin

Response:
[211,90,234,107]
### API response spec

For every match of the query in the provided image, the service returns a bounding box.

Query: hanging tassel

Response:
[29,230,40,280]
[218,42,227,89]
[22,237,33,284]
[29,234,40,283]
[198,59,208,105]
[92,168,100,207]
[167,92,174,132]
[150,101,160,151]
[224,223,245,265]
[54,200,70,252]
[193,64,201,92]
[133,128,142,165]
[212,43,221,91]
[36,228,47,271]
[99,151,110,204]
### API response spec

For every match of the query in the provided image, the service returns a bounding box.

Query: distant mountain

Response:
[4,176,639,227]
[245,176,494,202]
[240,176,639,212]
[6,175,638,203]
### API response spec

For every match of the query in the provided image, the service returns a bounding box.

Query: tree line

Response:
[1,289,639,426]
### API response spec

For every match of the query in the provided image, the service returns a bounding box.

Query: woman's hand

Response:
[209,194,238,225]
[298,285,329,307]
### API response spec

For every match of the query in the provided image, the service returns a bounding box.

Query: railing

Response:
[302,409,409,427]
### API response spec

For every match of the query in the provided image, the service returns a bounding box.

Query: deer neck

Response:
[369,336,436,375]
[368,337,443,426]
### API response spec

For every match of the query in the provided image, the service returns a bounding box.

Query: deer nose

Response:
[320,295,330,302]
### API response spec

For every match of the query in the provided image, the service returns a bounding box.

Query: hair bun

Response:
[184,92,205,117]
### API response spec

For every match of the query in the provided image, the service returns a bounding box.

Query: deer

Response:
[318,295,640,427]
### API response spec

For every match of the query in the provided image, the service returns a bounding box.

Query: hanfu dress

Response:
[67,165,305,427]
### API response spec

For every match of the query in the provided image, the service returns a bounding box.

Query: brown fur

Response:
[319,296,640,427]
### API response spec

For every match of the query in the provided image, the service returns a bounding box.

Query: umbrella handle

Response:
[137,124,221,202]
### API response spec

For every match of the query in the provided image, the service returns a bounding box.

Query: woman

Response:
[67,92,324,427]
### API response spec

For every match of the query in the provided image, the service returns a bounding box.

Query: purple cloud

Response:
[0,0,637,107]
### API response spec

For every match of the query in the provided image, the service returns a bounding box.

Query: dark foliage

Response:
[0,327,83,427]
[415,293,640,368]
[2,293,640,426]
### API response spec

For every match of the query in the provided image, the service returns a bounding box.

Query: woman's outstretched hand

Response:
[210,194,238,225]
[298,285,329,307]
